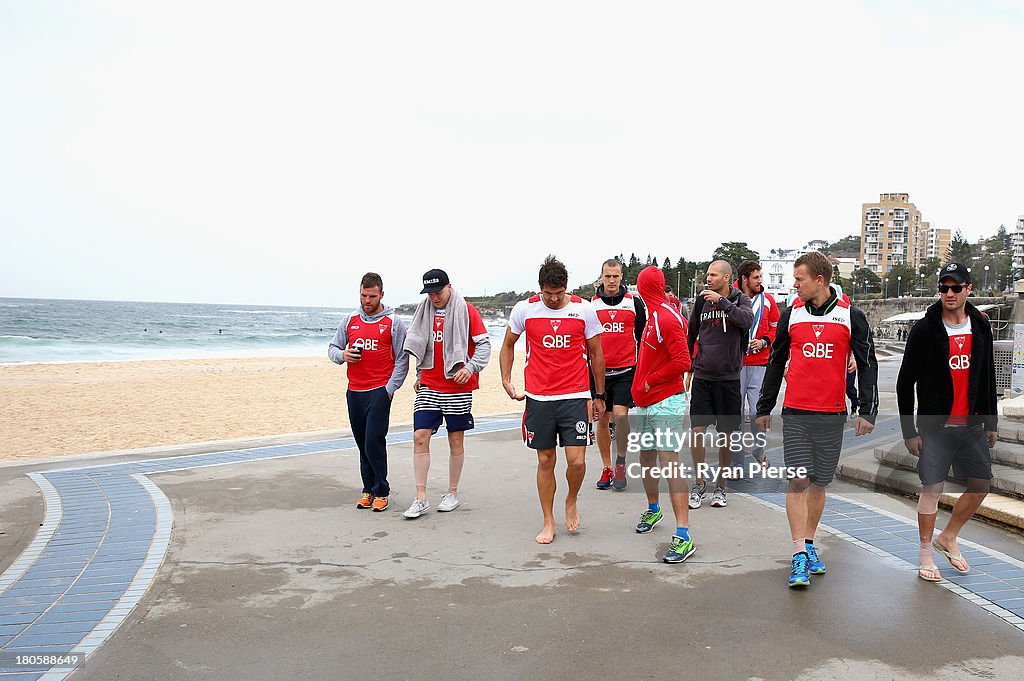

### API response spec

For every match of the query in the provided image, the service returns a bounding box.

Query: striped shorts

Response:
[413,387,475,433]
[781,407,846,486]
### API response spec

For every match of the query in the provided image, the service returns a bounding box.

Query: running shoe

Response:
[437,492,460,512]
[710,487,727,508]
[806,544,826,575]
[789,552,811,587]
[402,498,429,518]
[371,496,389,512]
[356,493,374,509]
[612,463,628,490]
[688,482,707,509]
[663,536,696,564]
[635,508,664,534]
[596,467,613,490]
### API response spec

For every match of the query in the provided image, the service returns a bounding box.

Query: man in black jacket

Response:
[896,263,998,582]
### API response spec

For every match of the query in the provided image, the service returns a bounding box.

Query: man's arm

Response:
[756,306,791,417]
[762,297,780,350]
[723,291,754,330]
[386,317,410,396]
[328,314,351,364]
[896,320,922,440]
[850,307,878,424]
[687,296,702,356]
[499,327,524,400]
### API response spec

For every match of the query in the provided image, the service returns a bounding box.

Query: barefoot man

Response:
[500,255,606,544]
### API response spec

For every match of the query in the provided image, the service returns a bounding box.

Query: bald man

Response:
[686,260,754,509]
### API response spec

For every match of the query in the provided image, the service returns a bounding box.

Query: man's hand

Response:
[904,436,923,455]
[644,380,651,392]
[684,373,692,393]
[413,380,421,393]
[700,288,724,304]
[847,355,857,374]
[854,417,874,436]
[503,380,525,401]
[986,430,998,448]
[749,338,766,353]
[592,398,606,421]
[452,367,473,385]
[343,347,362,362]
[756,415,771,433]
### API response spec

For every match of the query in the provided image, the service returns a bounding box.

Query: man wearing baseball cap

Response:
[897,262,998,581]
[402,269,491,518]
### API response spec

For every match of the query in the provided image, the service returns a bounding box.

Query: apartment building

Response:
[860,193,922,276]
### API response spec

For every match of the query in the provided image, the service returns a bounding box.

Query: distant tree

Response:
[985,225,1011,253]
[825,235,862,256]
[948,230,971,263]
[851,268,881,295]
[882,263,917,298]
[712,242,760,277]
[920,256,942,293]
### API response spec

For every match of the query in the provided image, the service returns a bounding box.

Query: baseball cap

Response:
[420,269,450,294]
[939,262,971,285]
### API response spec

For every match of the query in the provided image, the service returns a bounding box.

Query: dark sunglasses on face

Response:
[938,284,965,294]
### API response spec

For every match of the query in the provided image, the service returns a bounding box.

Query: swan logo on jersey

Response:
[812,324,824,339]
[378,324,387,335]
[550,320,562,332]
[954,336,966,350]
[435,317,444,328]
[575,421,588,434]
[609,311,618,320]
[526,430,535,445]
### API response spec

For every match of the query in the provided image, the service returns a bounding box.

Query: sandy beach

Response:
[0,357,525,461]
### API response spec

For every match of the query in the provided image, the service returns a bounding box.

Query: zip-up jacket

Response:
[896,300,997,438]
[632,267,691,407]
[687,287,754,381]
[733,281,780,367]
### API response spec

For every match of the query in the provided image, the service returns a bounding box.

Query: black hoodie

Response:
[686,287,754,381]
[896,300,998,438]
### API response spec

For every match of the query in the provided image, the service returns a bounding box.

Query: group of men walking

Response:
[329,254,998,588]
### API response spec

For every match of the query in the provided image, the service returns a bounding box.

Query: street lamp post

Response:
[984,265,990,292]
[897,275,902,297]
[919,272,924,296]
[884,277,889,300]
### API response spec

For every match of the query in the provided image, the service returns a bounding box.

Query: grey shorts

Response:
[918,425,993,485]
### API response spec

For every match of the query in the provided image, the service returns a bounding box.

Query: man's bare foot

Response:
[565,501,581,533]
[536,523,556,544]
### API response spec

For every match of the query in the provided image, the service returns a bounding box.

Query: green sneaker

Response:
[635,508,663,534]
[663,535,696,564]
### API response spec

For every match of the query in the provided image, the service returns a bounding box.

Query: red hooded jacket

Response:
[632,267,691,407]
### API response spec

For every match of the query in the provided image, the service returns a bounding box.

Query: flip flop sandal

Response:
[933,541,970,574]
[754,451,770,468]
[917,564,942,582]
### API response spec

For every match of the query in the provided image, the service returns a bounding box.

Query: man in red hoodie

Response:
[736,260,779,467]
[631,266,695,564]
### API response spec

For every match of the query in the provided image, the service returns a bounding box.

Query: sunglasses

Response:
[938,284,966,294]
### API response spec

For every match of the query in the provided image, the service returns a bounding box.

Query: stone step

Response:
[874,447,1024,499]
[837,450,1024,532]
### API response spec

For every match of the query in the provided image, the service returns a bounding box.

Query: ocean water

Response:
[0,298,510,365]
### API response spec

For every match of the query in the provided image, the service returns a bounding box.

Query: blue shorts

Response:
[413,388,475,433]
[635,393,688,452]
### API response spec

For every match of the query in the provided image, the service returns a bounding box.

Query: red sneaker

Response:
[596,467,613,490]
[612,463,628,490]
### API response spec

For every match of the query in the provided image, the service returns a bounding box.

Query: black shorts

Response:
[522,398,590,450]
[781,407,846,486]
[689,378,741,432]
[918,425,993,485]
[604,369,636,409]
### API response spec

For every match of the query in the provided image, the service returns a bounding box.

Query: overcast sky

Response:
[1,0,1022,307]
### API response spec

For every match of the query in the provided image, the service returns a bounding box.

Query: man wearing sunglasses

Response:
[896,262,998,582]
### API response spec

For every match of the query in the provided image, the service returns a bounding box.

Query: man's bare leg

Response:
[536,448,558,544]
[564,445,586,532]
[412,429,432,501]
[446,430,465,493]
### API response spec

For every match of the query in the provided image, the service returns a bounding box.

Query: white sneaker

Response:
[402,498,430,518]
[437,492,460,512]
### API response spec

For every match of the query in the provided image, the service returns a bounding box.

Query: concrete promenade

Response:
[1,415,1024,681]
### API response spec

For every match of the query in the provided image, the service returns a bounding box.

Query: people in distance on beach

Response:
[328,272,409,513]
[735,259,778,468]
[756,251,878,588]
[401,269,491,519]
[499,255,606,544]
[896,262,997,582]
[591,258,646,491]
[631,266,695,563]
[686,260,753,510]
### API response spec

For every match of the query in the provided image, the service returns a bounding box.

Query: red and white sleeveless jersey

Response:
[591,292,639,369]
[945,318,972,425]
[783,298,851,412]
[508,295,603,401]
[345,313,396,391]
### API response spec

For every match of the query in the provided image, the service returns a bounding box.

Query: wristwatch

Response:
[594,392,607,401]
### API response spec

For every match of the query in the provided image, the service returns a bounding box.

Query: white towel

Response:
[403,288,471,378]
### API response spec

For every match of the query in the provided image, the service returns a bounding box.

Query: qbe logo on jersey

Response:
[543,335,573,348]
[602,322,625,333]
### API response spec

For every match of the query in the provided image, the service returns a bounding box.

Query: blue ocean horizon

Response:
[0,298,509,365]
